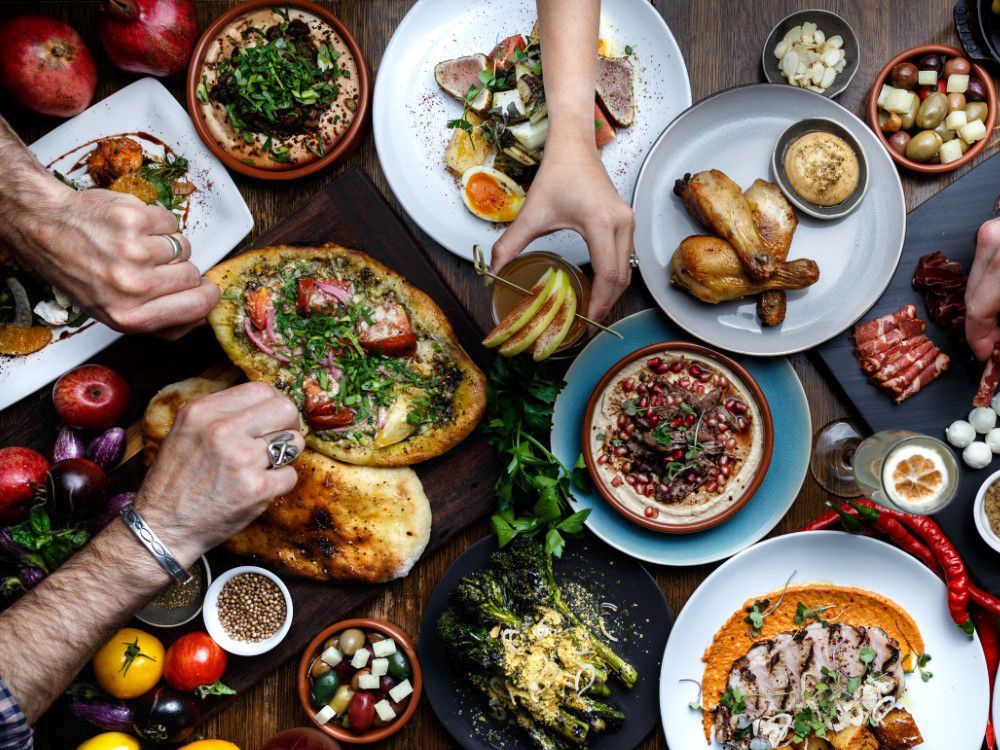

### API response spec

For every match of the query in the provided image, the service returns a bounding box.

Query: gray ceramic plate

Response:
[632,84,906,357]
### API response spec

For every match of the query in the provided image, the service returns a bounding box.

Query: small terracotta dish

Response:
[867,44,997,174]
[186,0,370,180]
[298,617,422,744]
[581,342,773,534]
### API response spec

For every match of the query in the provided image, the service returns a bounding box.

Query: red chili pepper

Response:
[799,509,842,531]
[853,499,973,635]
[973,607,998,750]
[972,585,1000,618]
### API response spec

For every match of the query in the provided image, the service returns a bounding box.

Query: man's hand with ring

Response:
[0,174,218,338]
[134,382,304,566]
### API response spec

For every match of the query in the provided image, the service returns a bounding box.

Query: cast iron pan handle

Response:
[955,0,993,63]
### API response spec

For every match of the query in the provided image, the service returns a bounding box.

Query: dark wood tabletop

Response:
[2,1,995,748]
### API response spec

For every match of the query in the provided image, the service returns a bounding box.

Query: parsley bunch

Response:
[138,154,190,212]
[484,357,589,557]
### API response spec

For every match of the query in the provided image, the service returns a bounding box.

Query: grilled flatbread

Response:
[204,244,486,467]
[142,377,230,464]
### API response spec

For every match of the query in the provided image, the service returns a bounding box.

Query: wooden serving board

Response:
[813,151,1000,593]
[9,169,499,741]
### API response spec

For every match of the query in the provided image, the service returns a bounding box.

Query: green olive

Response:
[338,628,366,657]
[916,92,949,129]
[387,650,412,681]
[311,671,341,708]
[905,130,944,162]
[966,101,989,123]
[330,684,355,715]
[310,657,331,679]
[901,93,920,129]
[934,121,957,142]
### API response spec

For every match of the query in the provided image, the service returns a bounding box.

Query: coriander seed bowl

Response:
[203,565,293,656]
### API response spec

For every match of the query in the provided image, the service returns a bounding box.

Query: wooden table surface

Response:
[1,1,994,748]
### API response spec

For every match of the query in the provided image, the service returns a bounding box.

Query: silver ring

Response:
[264,431,300,469]
[163,233,185,264]
[629,252,639,268]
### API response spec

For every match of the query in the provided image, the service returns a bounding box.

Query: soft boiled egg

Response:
[461,166,525,223]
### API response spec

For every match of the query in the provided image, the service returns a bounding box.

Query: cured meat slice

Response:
[874,340,936,383]
[861,335,929,374]
[882,347,941,392]
[912,251,967,342]
[974,343,1000,407]
[854,304,917,345]
[893,353,951,404]
[854,320,926,358]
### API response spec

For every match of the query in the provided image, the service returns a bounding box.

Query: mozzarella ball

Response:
[946,420,976,448]
[969,406,998,434]
[963,441,992,469]
[987,428,1000,454]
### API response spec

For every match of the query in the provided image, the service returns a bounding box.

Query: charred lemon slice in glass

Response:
[890,452,945,502]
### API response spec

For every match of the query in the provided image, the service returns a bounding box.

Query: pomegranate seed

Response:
[719,455,728,466]
[647,357,662,368]
[614,446,628,456]
[707,418,718,427]
[634,482,645,494]
[625,474,637,486]
[644,505,660,519]
[730,400,748,414]
[611,476,623,488]
[654,363,670,375]
[648,414,659,427]
[698,371,712,383]
[671,417,682,428]
[736,416,748,431]
[726,438,737,449]
[639,397,649,408]
[658,483,669,494]
[596,454,607,465]
[651,383,663,394]
[669,360,684,373]
[689,364,702,376]
[687,472,696,483]
[694,383,705,394]
[678,377,690,388]
[721,466,730,478]
[684,414,696,426]
[642,484,654,497]
[636,472,650,484]
[665,395,675,406]
[716,472,726,483]
[617,414,628,428]
[622,378,635,392]
[717,376,728,387]
[622,460,632,472]
[626,424,636,436]
[671,448,684,460]
[706,481,717,492]
[637,383,648,394]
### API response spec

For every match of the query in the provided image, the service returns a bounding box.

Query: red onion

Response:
[53,425,86,462]
[243,318,290,363]
[86,427,126,469]
[315,280,352,303]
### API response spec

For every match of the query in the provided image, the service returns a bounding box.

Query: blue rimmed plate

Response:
[551,309,810,566]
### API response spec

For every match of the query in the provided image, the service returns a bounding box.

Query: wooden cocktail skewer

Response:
[472,244,623,339]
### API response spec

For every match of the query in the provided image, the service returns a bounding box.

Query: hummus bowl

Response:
[582,342,773,533]
[186,0,370,180]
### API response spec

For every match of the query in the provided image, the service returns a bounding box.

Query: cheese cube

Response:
[877,84,897,109]
[351,647,370,669]
[948,74,970,94]
[939,138,965,164]
[320,647,343,667]
[371,657,389,677]
[918,70,938,86]
[884,88,915,115]
[946,110,968,131]
[388,679,413,703]
[314,704,336,725]
[961,118,988,143]
[374,699,397,722]
[372,638,397,658]
[358,673,380,690]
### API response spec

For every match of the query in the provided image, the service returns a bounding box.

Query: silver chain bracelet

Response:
[119,505,194,584]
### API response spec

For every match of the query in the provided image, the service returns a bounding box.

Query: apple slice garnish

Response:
[498,270,570,356]
[531,285,577,361]
[482,267,556,348]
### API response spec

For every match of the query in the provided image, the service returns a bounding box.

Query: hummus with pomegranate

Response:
[589,351,766,525]
[196,6,360,169]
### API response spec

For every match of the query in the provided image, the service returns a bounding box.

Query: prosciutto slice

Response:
[974,344,1000,407]
[912,251,967,341]
[860,335,929,374]
[882,347,942,392]
[854,320,926,358]
[893,353,951,404]
[854,304,917,345]
[874,340,936,383]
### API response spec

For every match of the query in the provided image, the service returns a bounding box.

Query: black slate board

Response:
[813,151,1000,593]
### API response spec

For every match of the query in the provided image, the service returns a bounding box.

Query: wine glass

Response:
[809,418,866,497]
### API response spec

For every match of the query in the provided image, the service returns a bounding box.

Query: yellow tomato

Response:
[76,733,140,750]
[177,742,241,750]
[93,627,164,699]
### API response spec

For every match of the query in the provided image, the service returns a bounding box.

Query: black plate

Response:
[419,533,672,750]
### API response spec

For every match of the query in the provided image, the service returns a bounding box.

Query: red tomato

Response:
[303,378,355,430]
[295,278,351,315]
[488,34,526,72]
[243,287,272,331]
[163,632,227,692]
[358,304,416,356]
[347,691,376,734]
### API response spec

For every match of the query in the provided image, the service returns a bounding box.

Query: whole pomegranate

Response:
[99,0,199,77]
[0,447,49,524]
[0,16,97,118]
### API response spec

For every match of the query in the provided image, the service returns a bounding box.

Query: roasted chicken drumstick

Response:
[670,236,818,304]
[745,179,797,325]
[674,170,777,280]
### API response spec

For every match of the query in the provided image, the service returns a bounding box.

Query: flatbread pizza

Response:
[204,244,486,466]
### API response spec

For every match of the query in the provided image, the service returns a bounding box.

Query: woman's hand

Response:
[3,173,217,338]
[490,137,634,321]
[134,382,304,565]
[966,217,1000,360]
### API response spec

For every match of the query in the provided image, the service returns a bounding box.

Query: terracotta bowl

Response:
[867,44,997,174]
[185,0,370,180]
[581,342,774,534]
[297,617,422,744]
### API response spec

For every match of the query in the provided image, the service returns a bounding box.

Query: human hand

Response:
[134,382,304,565]
[965,218,1000,360]
[490,140,634,321]
[10,179,218,338]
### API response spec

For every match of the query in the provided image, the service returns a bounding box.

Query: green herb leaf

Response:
[194,680,237,699]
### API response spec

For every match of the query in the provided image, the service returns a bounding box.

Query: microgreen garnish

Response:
[744,599,769,637]
[793,602,836,628]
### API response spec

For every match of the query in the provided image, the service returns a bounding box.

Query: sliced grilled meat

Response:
[595,55,635,127]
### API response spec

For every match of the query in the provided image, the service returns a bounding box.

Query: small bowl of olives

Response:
[298,617,422,744]
[868,44,996,173]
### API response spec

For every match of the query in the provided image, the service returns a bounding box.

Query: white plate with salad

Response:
[373,0,690,264]
[0,77,252,410]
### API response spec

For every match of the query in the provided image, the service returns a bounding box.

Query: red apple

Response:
[99,0,198,77]
[0,447,49,524]
[53,365,131,430]
[0,16,97,118]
